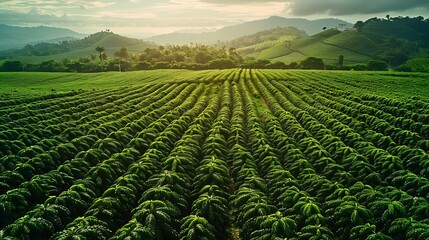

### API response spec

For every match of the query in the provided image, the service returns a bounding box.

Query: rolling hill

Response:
[238,16,429,66]
[360,19,426,43]
[1,31,156,64]
[0,24,86,51]
[401,58,429,72]
[247,29,373,65]
[248,26,428,66]
[147,16,352,45]
[214,27,308,56]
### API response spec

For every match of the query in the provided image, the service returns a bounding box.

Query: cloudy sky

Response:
[1,0,428,38]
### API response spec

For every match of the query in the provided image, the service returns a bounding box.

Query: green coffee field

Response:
[1,69,429,239]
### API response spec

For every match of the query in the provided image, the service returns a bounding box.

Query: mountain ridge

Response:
[1,31,156,64]
[146,16,352,45]
[0,24,86,51]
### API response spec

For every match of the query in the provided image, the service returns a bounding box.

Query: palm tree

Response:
[95,46,105,61]
[114,47,129,72]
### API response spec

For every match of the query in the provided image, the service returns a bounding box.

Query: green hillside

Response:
[322,31,379,56]
[362,20,421,42]
[249,29,372,65]
[214,27,307,56]
[2,32,156,64]
[401,58,429,72]
[237,36,293,55]
[245,17,429,67]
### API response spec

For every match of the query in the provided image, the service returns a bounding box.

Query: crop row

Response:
[1,69,428,240]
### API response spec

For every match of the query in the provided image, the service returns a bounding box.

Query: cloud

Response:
[288,0,429,16]
[1,0,116,12]
[1,0,428,38]
[200,0,429,16]
[199,0,284,3]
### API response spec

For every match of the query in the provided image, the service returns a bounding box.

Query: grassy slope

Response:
[250,31,373,65]
[1,70,428,100]
[237,36,295,55]
[322,31,379,56]
[246,20,427,65]
[0,70,206,95]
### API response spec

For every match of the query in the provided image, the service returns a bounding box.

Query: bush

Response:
[299,57,325,70]
[367,60,388,71]
[395,64,412,72]
[350,64,367,71]
[133,61,151,70]
[267,61,287,69]
[2,61,23,72]
[208,58,235,69]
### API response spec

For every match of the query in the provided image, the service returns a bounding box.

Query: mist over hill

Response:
[0,24,86,51]
[0,31,156,64]
[146,16,352,45]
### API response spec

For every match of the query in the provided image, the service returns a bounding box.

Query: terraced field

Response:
[1,69,429,239]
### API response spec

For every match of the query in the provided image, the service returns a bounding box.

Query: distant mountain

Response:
[2,31,156,64]
[0,24,86,51]
[147,16,352,45]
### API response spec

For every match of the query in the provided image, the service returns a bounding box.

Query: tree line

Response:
[1,44,391,72]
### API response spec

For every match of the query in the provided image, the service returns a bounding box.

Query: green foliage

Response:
[398,58,429,72]
[359,16,429,47]
[1,60,23,72]
[300,57,325,70]
[367,60,388,71]
[0,68,428,240]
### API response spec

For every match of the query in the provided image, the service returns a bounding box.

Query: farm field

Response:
[1,69,429,239]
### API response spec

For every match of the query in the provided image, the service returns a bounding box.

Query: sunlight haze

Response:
[1,0,428,38]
